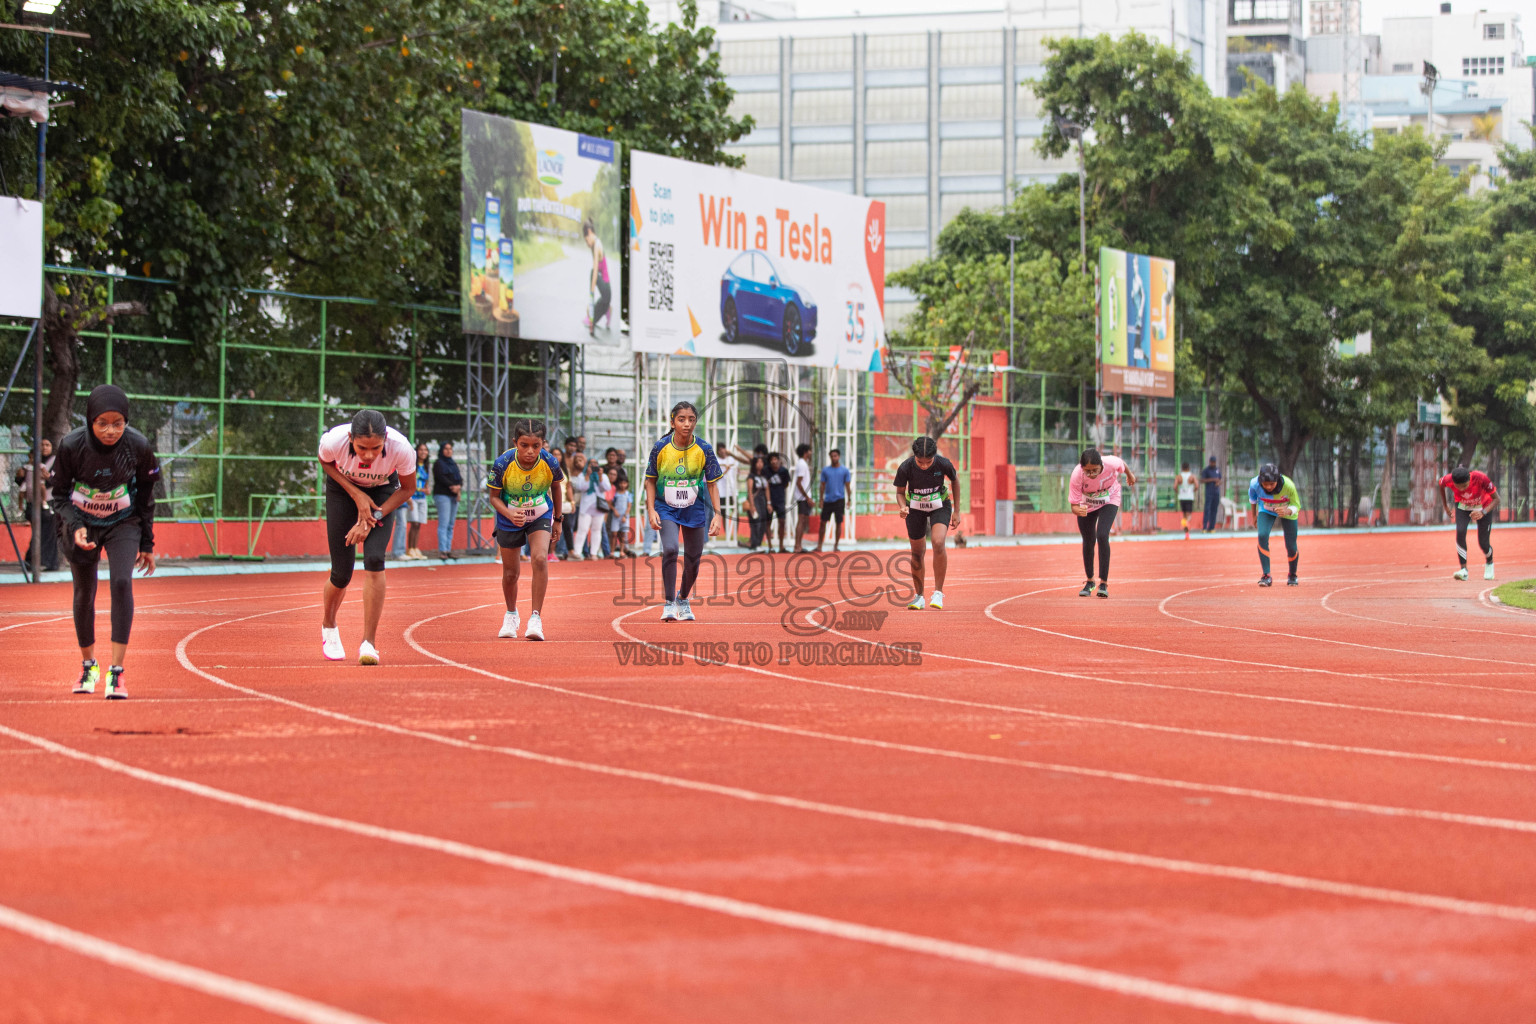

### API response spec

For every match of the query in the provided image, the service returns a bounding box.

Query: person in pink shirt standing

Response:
[1069,447,1136,598]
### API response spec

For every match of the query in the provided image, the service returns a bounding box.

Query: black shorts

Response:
[1179,499,1194,513]
[496,515,553,550]
[905,504,952,541]
[326,476,398,587]
[768,501,786,521]
[822,498,846,523]
[797,498,813,517]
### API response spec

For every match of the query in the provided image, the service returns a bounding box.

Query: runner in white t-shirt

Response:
[1176,462,1198,539]
[316,409,418,665]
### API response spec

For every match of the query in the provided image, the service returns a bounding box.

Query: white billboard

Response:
[628,151,887,371]
[0,198,43,320]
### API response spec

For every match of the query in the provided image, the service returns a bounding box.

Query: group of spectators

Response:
[388,440,465,560]
[740,443,852,554]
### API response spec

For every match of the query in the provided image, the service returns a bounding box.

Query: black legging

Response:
[1077,504,1117,581]
[748,491,768,549]
[326,477,398,588]
[592,278,612,322]
[66,519,141,647]
[1455,506,1493,567]
[659,517,707,601]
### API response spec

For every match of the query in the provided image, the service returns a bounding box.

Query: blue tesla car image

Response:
[720,250,818,356]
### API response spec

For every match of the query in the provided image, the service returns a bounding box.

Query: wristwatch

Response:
[370,508,384,521]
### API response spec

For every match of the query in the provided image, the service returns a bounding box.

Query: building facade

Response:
[712,1,1226,324]
[1225,0,1306,96]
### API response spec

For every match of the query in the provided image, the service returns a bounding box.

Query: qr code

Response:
[648,242,674,311]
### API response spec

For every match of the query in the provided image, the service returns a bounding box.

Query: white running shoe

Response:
[358,641,380,666]
[907,594,926,610]
[662,601,678,622]
[1485,563,1496,581]
[525,611,545,641]
[1453,568,1469,581]
[929,590,944,610]
[677,598,695,622]
[499,610,520,638]
[321,627,345,661]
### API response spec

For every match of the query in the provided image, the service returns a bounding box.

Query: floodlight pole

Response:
[1422,61,1439,139]
[1005,234,1020,371]
[29,29,49,583]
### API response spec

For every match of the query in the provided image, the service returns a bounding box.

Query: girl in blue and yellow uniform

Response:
[487,419,564,641]
[644,401,724,622]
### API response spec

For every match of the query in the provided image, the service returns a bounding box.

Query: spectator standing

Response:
[433,441,463,558]
[1200,456,1223,532]
[608,476,632,558]
[816,448,852,553]
[560,452,585,558]
[1176,462,1198,540]
[746,455,769,551]
[792,443,814,553]
[15,438,58,572]
[766,453,790,553]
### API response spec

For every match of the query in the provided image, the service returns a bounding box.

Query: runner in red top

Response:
[1439,465,1498,581]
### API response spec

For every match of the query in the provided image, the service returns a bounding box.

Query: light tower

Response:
[1340,0,1364,132]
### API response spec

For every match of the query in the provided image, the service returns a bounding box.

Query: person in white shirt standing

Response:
[792,442,814,553]
[317,409,418,665]
[1176,462,1198,540]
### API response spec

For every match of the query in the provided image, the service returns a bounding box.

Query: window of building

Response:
[865,140,928,176]
[940,30,1002,67]
[1229,0,1291,22]
[1391,62,1414,72]
[792,143,852,179]
[940,83,1003,121]
[792,36,852,73]
[719,40,779,76]
[792,89,852,124]
[1016,83,1044,119]
[941,138,1004,175]
[724,145,780,178]
[1462,56,1508,76]
[729,91,780,129]
[865,33,928,70]
[882,195,928,232]
[1485,23,1505,40]
[865,86,928,123]
[940,192,1003,227]
[1015,141,1072,173]
[1015,29,1051,66]
[885,250,929,275]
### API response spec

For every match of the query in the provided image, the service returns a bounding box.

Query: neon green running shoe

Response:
[72,662,99,695]
[104,667,128,701]
[1485,563,1495,581]
[1453,568,1469,581]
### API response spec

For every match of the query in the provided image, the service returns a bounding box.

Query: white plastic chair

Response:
[1220,496,1247,530]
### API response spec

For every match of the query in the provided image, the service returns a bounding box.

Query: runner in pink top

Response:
[1068,448,1136,598]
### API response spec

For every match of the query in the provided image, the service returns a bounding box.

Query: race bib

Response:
[71,482,131,517]
[664,482,699,509]
[1457,500,1483,511]
[909,494,944,512]
[1084,490,1109,506]
[509,496,551,518]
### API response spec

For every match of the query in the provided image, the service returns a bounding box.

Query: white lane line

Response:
[0,723,1405,1024]
[0,697,263,706]
[982,591,1536,700]
[1320,582,1536,640]
[0,901,385,1024]
[606,601,1536,775]
[1156,582,1536,672]
[170,606,1536,923]
[803,588,1536,728]
[1480,585,1536,618]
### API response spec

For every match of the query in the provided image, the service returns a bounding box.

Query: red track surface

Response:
[3,530,1535,1023]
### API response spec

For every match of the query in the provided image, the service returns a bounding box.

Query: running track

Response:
[2,530,1534,1023]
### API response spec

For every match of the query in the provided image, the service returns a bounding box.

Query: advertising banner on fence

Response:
[628,150,886,371]
[461,110,621,343]
[0,197,42,320]
[1098,246,1175,397]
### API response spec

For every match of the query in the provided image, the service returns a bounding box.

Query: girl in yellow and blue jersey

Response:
[644,401,725,622]
[487,419,564,641]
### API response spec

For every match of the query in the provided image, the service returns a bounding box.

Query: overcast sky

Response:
[807,0,1536,37]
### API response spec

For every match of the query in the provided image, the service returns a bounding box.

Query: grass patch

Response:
[1492,579,1536,611]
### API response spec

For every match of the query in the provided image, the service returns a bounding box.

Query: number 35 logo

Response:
[844,301,865,344]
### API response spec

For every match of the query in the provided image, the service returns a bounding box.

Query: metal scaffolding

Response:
[462,333,515,552]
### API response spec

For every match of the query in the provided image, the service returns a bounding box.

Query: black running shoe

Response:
[1078,581,1094,597]
[1096,583,1109,599]
[1258,574,1273,588]
[1286,576,1299,587]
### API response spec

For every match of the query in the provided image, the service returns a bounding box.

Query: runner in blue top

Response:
[644,401,724,622]
[487,419,564,641]
[816,448,852,553]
